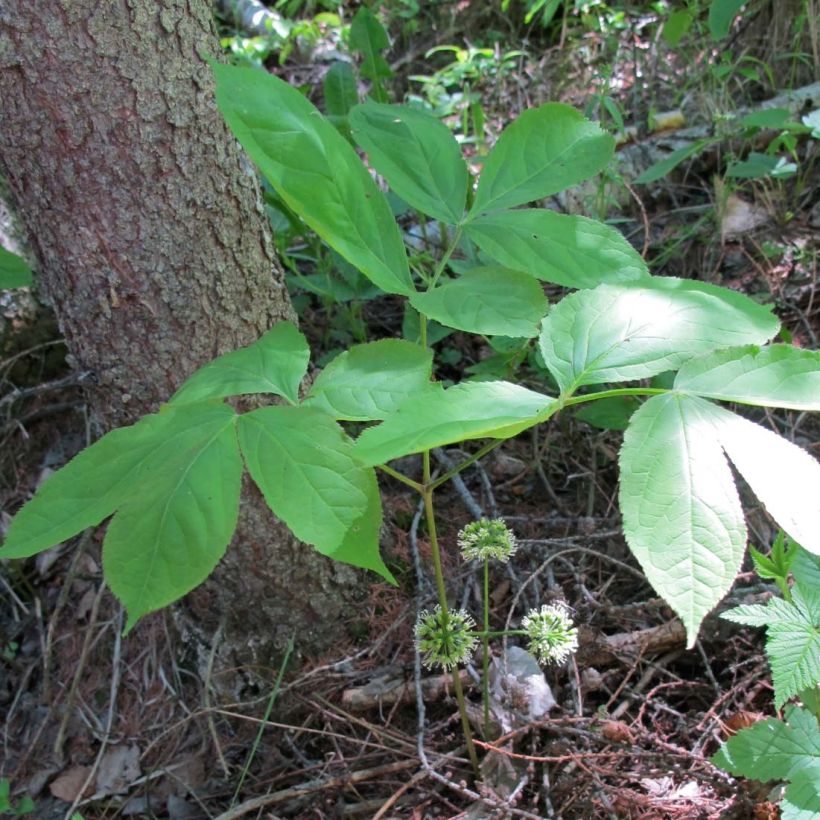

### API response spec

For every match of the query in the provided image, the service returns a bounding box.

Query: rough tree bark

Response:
[0,0,368,686]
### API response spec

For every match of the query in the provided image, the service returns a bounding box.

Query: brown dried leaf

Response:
[49,766,92,802]
[601,719,635,744]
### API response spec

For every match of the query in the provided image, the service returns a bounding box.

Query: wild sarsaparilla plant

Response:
[2,63,819,774]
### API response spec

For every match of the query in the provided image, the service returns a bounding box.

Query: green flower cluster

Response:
[458,518,517,563]
[523,602,579,665]
[414,606,478,671]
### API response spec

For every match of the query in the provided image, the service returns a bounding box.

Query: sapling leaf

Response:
[169,322,310,406]
[0,404,233,559]
[783,767,820,820]
[721,604,771,627]
[708,0,750,40]
[465,209,648,287]
[711,705,820,781]
[212,63,412,295]
[574,395,640,430]
[540,278,779,392]
[349,6,392,95]
[619,394,747,645]
[349,101,468,224]
[674,345,820,410]
[0,246,33,289]
[468,103,614,216]
[708,405,820,555]
[303,339,433,421]
[408,267,548,338]
[237,406,391,580]
[793,548,820,597]
[324,61,358,118]
[353,381,555,466]
[105,407,242,632]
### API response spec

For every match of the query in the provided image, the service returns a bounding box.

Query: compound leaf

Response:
[213,62,412,295]
[674,345,820,410]
[0,246,32,289]
[409,267,547,337]
[711,705,820,782]
[238,406,390,580]
[783,767,820,820]
[304,339,432,421]
[465,209,648,287]
[709,406,820,556]
[353,381,554,466]
[619,394,747,645]
[0,404,234,559]
[170,322,310,406]
[468,103,614,216]
[105,407,242,632]
[540,278,779,392]
[350,101,468,223]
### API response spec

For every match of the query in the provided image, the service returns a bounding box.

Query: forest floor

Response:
[2,3,819,818]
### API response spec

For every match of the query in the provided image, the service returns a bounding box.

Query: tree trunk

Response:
[0,0,368,687]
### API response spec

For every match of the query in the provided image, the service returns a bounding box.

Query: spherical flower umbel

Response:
[458,518,518,563]
[522,602,579,665]
[414,606,478,671]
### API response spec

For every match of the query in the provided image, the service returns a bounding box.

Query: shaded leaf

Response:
[350,102,468,223]
[468,103,614,216]
[465,209,648,288]
[634,139,714,184]
[105,407,242,632]
[213,63,412,295]
[619,394,747,645]
[349,6,392,98]
[0,246,32,289]
[169,322,310,406]
[324,61,358,117]
[783,767,820,820]
[709,0,748,39]
[408,267,548,337]
[304,339,433,421]
[575,395,641,430]
[539,278,779,392]
[353,381,554,466]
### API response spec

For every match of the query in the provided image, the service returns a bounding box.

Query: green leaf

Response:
[349,102,468,224]
[539,278,779,392]
[708,406,820,555]
[575,395,640,430]
[237,406,391,580]
[0,405,233,559]
[169,322,310,406]
[353,381,555,466]
[739,108,794,130]
[213,63,412,295]
[0,246,32,289]
[465,210,648,288]
[408,267,548,338]
[324,61,358,118]
[619,394,747,645]
[105,407,242,632]
[793,547,820,598]
[303,339,433,421]
[721,603,771,627]
[766,589,820,708]
[663,9,694,46]
[634,139,714,185]
[709,0,748,40]
[349,7,392,97]
[783,767,820,820]
[726,152,797,180]
[468,103,614,216]
[711,705,820,781]
[675,345,820,410]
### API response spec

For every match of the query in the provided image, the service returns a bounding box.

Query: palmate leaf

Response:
[350,102,468,224]
[0,404,234,559]
[106,408,243,632]
[708,405,820,556]
[675,345,820,410]
[0,246,33,289]
[766,590,820,708]
[353,381,555,466]
[213,63,412,296]
[465,209,648,288]
[303,339,433,421]
[169,322,310,406]
[467,103,614,216]
[619,394,747,645]
[711,705,820,782]
[237,406,392,581]
[540,278,779,392]
[408,267,548,338]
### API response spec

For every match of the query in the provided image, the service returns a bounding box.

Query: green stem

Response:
[560,387,668,408]
[428,439,502,491]
[429,226,462,289]
[376,463,423,493]
[482,558,490,736]
[422,452,480,776]
[479,629,528,638]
